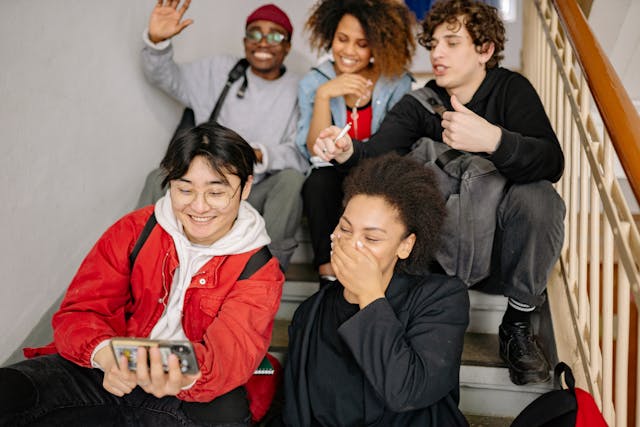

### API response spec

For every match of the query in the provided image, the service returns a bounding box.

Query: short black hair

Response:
[342,153,446,275]
[160,122,256,189]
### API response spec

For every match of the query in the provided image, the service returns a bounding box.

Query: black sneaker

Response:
[499,321,551,385]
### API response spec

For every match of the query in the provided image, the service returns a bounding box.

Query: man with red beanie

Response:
[139,1,308,271]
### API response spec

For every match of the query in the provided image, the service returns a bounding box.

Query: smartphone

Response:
[110,338,200,375]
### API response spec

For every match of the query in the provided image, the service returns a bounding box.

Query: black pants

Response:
[471,181,566,307]
[301,167,346,269]
[0,354,251,427]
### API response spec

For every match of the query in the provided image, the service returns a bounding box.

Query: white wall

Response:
[589,0,640,102]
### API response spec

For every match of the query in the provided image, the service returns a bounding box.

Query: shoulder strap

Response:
[209,58,250,123]
[129,212,158,269]
[129,214,273,277]
[436,149,465,169]
[239,246,274,280]
[409,87,466,167]
[408,86,447,117]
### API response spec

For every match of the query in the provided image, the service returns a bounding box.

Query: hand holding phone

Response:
[110,338,200,375]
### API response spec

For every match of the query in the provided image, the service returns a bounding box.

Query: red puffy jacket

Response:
[25,206,284,411]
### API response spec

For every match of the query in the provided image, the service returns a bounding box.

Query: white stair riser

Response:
[460,365,552,417]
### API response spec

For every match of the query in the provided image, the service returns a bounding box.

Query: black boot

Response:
[499,321,550,385]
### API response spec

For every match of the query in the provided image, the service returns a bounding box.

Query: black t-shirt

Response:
[308,285,363,427]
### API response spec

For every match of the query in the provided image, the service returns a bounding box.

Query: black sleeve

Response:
[336,95,439,172]
[337,276,469,412]
[489,75,564,183]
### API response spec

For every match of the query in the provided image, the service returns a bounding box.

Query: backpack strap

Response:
[239,246,274,280]
[408,86,447,117]
[409,87,468,168]
[129,212,158,269]
[209,58,250,123]
[554,362,576,393]
[129,213,273,280]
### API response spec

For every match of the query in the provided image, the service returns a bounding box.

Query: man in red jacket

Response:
[0,122,284,426]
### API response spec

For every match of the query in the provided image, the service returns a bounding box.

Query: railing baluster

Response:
[615,233,631,427]
[579,141,589,329]
[590,172,602,406]
[602,132,615,424]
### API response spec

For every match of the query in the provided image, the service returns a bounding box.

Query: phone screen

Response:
[110,339,199,374]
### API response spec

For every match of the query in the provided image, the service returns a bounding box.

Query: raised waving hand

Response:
[148,0,194,44]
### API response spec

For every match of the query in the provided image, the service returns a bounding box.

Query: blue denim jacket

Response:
[295,59,413,159]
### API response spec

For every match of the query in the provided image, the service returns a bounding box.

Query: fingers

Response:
[313,126,340,160]
[331,74,372,98]
[148,347,166,389]
[176,19,194,34]
[103,356,136,397]
[166,354,184,389]
[135,347,152,390]
[178,0,191,16]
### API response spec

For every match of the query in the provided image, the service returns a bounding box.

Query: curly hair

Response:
[419,0,505,69]
[342,153,446,275]
[305,0,416,77]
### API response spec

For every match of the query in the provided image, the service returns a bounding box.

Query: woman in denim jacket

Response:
[296,0,415,285]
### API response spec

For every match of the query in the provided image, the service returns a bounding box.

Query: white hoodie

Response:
[150,193,271,341]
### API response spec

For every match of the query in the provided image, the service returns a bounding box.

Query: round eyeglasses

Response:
[245,29,287,45]
[171,184,241,210]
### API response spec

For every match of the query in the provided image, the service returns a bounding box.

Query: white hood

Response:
[155,191,271,256]
[149,192,271,341]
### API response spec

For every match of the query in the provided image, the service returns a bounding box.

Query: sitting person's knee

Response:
[0,368,38,414]
[273,168,305,192]
[503,181,565,225]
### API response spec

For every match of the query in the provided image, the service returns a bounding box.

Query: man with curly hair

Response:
[313,0,565,386]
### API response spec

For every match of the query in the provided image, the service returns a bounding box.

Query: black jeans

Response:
[0,355,251,427]
[301,167,346,269]
[472,180,566,307]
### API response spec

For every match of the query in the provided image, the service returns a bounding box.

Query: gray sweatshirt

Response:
[141,32,308,183]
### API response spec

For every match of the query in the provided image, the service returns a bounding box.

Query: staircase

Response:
[270,227,556,426]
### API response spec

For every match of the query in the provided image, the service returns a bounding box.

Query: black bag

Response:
[408,87,507,286]
[170,58,249,142]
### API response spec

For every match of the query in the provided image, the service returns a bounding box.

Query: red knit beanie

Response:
[246,4,293,37]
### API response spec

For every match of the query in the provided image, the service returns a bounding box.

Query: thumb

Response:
[450,95,470,113]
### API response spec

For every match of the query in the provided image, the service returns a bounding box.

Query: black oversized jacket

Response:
[341,67,564,183]
[282,273,470,427]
